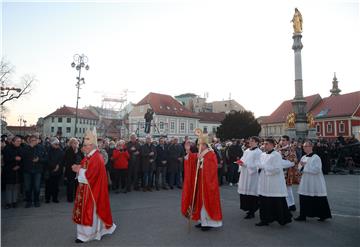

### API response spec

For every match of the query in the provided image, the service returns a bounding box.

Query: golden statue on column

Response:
[291,8,303,33]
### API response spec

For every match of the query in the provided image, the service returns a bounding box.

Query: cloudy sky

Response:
[1,0,359,126]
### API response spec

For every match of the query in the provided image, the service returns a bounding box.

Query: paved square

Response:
[2,175,359,246]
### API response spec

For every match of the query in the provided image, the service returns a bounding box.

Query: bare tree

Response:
[0,58,35,106]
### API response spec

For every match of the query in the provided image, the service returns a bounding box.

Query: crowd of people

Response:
[1,132,358,210]
[3,130,358,243]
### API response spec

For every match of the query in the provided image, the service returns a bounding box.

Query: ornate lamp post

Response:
[71,54,89,138]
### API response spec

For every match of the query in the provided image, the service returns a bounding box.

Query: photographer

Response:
[144,109,154,134]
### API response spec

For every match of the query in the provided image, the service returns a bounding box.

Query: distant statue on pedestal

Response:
[291,8,303,33]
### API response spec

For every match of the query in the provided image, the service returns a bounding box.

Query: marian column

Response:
[289,8,308,140]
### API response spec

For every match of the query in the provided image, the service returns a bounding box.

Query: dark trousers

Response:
[66,178,78,202]
[144,121,151,133]
[113,169,128,190]
[228,163,240,183]
[169,160,181,187]
[127,161,139,190]
[155,166,168,188]
[45,175,60,201]
[259,196,292,225]
[23,171,41,204]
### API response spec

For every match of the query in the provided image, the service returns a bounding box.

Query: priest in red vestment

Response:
[181,130,223,231]
[71,129,116,243]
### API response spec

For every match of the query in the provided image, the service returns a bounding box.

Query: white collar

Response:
[86,149,97,157]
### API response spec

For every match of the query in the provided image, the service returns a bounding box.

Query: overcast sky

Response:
[1,0,359,126]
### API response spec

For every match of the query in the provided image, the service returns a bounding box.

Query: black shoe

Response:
[34,203,40,208]
[25,203,32,208]
[177,185,182,189]
[280,218,292,225]
[170,186,174,190]
[5,204,11,209]
[12,203,17,208]
[45,200,50,203]
[289,205,296,211]
[318,218,326,222]
[201,226,213,231]
[244,213,254,219]
[115,190,121,194]
[156,187,160,191]
[75,239,83,243]
[162,186,169,190]
[255,222,269,226]
[53,199,59,203]
[195,223,202,228]
[148,187,153,192]
[294,216,306,221]
[134,187,140,191]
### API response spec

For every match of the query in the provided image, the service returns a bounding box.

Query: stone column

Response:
[291,33,308,140]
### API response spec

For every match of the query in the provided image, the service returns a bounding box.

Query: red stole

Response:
[72,150,113,228]
[181,149,222,221]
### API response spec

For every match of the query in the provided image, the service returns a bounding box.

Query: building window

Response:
[51,117,54,123]
[159,122,164,130]
[170,121,175,132]
[189,123,194,132]
[203,126,208,133]
[57,127,62,134]
[79,119,82,124]
[339,122,345,133]
[140,106,144,113]
[83,128,85,133]
[180,122,185,133]
[212,127,216,133]
[327,122,332,133]
[67,118,71,123]
[66,127,71,133]
[316,124,321,133]
[58,117,62,123]
[86,119,89,124]
[51,127,54,133]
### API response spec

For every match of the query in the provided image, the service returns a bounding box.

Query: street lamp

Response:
[71,54,89,138]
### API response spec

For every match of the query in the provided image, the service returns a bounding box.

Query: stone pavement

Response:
[1,175,359,247]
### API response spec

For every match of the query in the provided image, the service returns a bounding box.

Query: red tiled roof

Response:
[7,126,37,132]
[136,92,198,118]
[197,112,226,123]
[262,94,322,124]
[45,106,98,120]
[311,91,360,119]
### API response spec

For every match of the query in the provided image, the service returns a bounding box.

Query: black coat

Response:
[46,147,64,177]
[64,147,83,180]
[228,144,243,163]
[156,144,169,167]
[3,144,23,184]
[167,143,184,173]
[126,141,141,166]
[141,143,157,172]
[22,144,48,174]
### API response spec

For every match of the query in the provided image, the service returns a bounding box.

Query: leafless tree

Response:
[0,58,36,106]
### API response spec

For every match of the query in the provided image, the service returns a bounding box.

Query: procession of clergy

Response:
[71,128,331,243]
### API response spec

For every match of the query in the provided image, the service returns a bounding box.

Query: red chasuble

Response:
[72,150,113,228]
[181,149,222,221]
